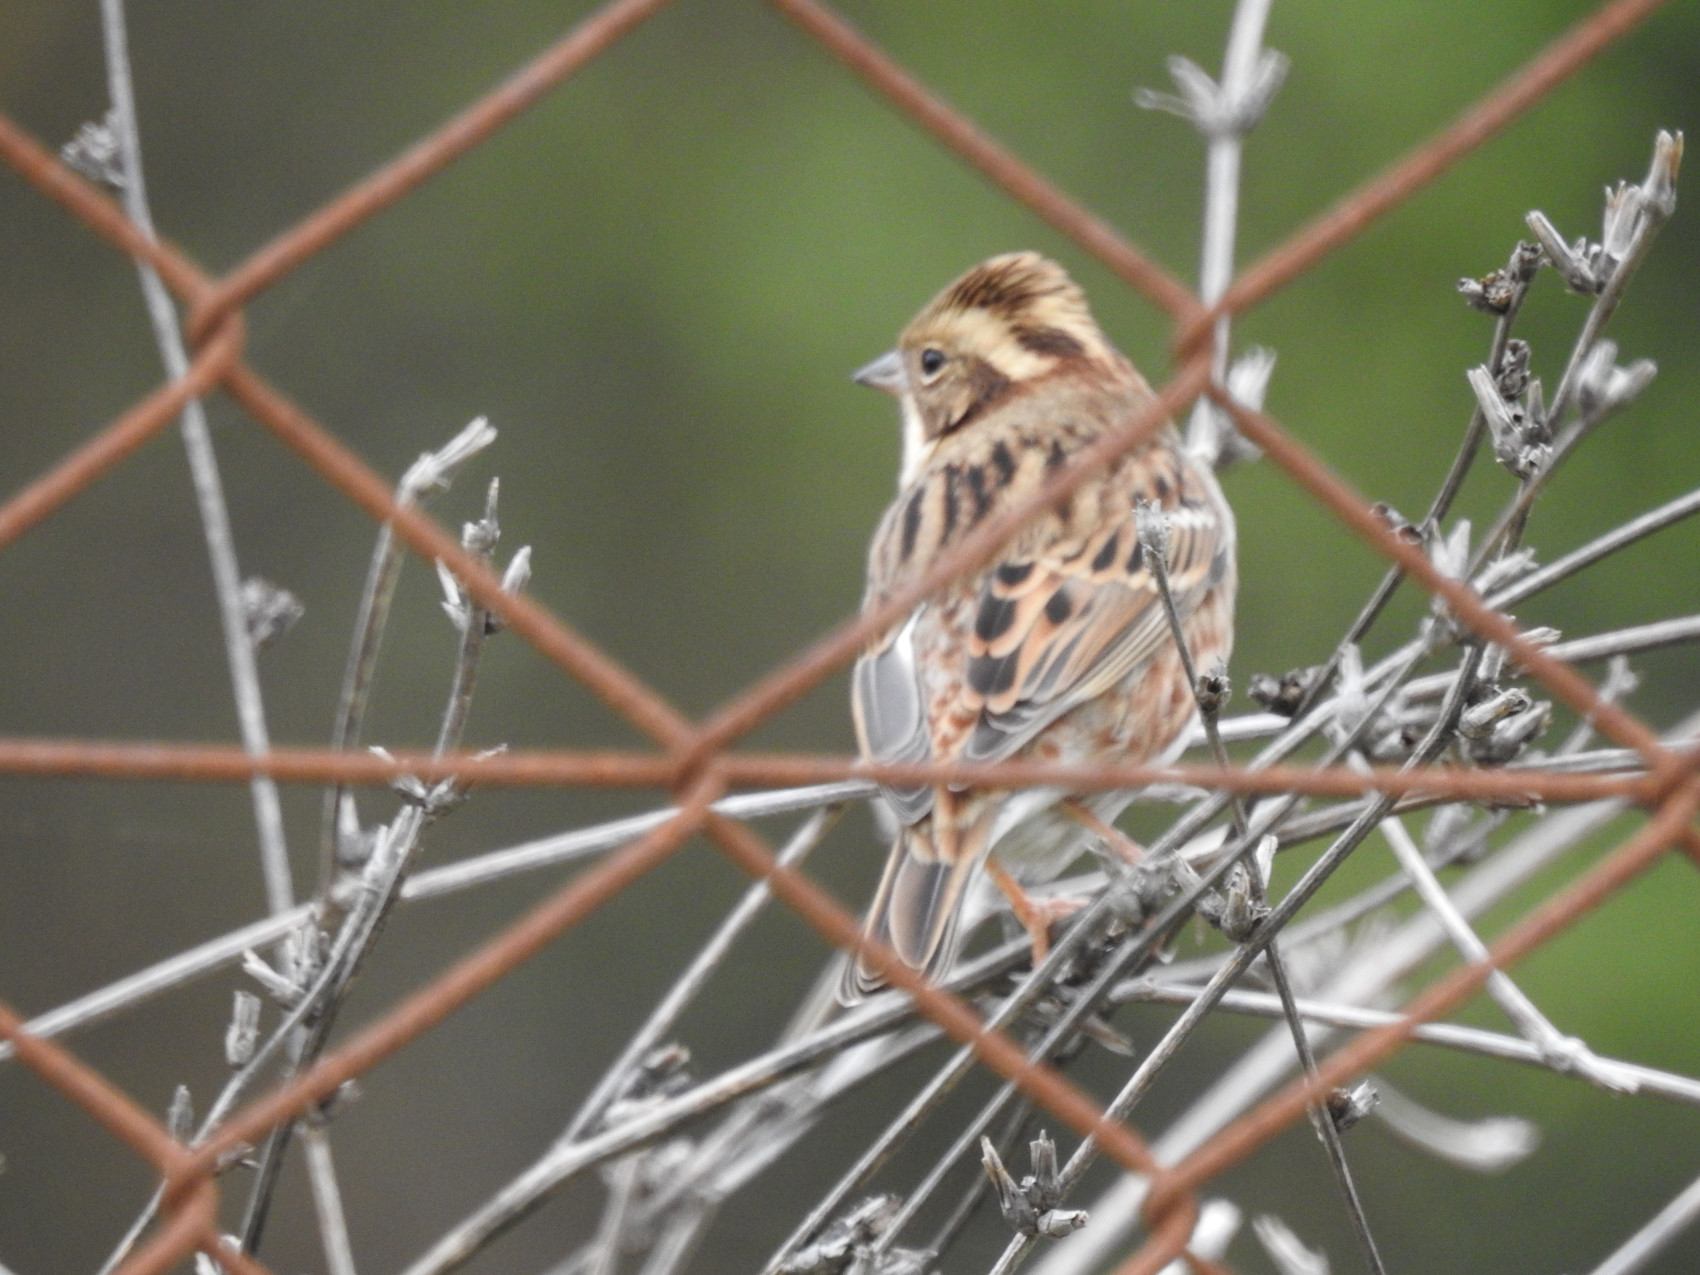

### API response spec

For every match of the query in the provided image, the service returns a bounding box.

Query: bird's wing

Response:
[851,612,936,824]
[853,446,1232,803]
[958,476,1231,765]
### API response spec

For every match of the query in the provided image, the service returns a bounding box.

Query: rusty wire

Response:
[0,738,1663,805]
[0,0,1691,1269]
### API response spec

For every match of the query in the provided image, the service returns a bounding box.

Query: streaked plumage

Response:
[843,252,1236,1002]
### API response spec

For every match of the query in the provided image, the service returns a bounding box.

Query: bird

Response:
[841,251,1236,1002]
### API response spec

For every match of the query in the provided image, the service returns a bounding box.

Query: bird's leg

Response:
[1060,799,1145,866]
[984,859,1083,965]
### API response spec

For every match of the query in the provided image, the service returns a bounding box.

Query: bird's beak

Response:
[852,349,907,396]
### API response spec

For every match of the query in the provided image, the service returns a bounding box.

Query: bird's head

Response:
[853,253,1122,483]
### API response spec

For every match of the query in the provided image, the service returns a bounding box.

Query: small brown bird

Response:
[843,252,1236,1001]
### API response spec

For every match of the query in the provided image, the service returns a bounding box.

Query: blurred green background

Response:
[1,1,1698,1272]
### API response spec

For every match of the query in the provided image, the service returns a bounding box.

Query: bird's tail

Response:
[839,812,992,1004]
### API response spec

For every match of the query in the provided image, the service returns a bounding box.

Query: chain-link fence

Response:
[1,1,1696,1272]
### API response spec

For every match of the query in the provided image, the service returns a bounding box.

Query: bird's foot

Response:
[985,859,1086,965]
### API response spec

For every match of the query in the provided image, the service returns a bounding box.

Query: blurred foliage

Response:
[0,1,1697,1272]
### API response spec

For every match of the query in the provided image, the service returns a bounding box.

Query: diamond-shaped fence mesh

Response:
[1,1,1697,1273]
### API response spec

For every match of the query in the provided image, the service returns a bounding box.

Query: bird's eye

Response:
[919,348,947,378]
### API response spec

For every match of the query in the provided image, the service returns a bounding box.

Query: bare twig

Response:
[1115,983,1700,1106]
[587,1156,642,1275]
[406,780,868,898]
[927,1100,1034,1257]
[1374,806,1641,1091]
[1259,931,1388,1275]
[1584,1167,1700,1275]
[1538,614,1700,665]
[1135,500,1242,833]
[1290,236,1539,722]
[95,0,294,916]
[238,478,520,1251]
[317,416,496,897]
[1137,0,1285,466]
[1144,487,1388,1274]
[303,1123,360,1275]
[1486,483,1700,611]
[96,452,523,1272]
[1476,130,1683,565]
[90,1,349,1259]
[760,883,1165,1269]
